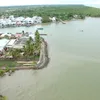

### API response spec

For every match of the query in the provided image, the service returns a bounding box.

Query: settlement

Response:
[0,15,56,28]
[0,31,35,56]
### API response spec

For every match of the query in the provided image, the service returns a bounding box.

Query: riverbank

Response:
[0,38,49,72]
[0,95,6,100]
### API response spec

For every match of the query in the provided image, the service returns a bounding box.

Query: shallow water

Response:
[0,17,100,100]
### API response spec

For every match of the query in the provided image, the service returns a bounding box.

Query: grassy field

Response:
[0,60,17,67]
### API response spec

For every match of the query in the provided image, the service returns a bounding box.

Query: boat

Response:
[40,34,47,36]
[37,28,43,30]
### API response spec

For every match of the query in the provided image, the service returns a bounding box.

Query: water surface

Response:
[0,17,100,100]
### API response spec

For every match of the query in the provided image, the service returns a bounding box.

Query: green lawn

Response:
[0,60,17,67]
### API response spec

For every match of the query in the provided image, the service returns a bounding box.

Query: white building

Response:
[28,32,35,40]
[1,33,12,38]
[9,15,15,21]
[6,39,16,48]
[0,15,43,28]
[5,19,12,26]
[49,17,56,22]
[24,17,33,24]
[0,19,7,27]
[0,39,9,54]
[32,16,42,24]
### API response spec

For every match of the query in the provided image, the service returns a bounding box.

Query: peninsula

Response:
[0,29,49,76]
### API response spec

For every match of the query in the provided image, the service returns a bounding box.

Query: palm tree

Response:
[23,31,41,59]
[34,30,41,50]
[23,37,34,56]
[10,49,21,59]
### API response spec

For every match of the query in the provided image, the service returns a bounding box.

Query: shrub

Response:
[0,70,5,76]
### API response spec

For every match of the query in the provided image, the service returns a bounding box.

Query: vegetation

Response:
[0,60,17,68]
[0,95,6,100]
[23,30,41,60]
[23,37,34,56]
[42,16,51,23]
[35,30,41,51]
[0,63,16,76]
[0,30,41,75]
[0,70,5,76]
[1,5,100,22]
[0,67,15,76]
[10,49,21,59]
[9,30,41,60]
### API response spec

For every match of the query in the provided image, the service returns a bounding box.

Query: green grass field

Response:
[0,60,17,67]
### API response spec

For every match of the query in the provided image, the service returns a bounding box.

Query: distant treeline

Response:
[0,5,100,22]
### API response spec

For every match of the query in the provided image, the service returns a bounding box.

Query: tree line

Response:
[0,5,100,22]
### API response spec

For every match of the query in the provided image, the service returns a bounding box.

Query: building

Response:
[1,33,12,38]
[0,15,43,28]
[49,17,56,22]
[12,32,35,49]
[6,39,16,48]
[0,39,9,55]
[24,17,33,25]
[28,32,35,40]
[12,37,29,49]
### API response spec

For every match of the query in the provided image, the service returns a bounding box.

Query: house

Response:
[12,37,29,49]
[49,17,56,22]
[0,46,4,55]
[73,15,78,18]
[11,21,16,26]
[15,33,23,38]
[28,32,35,41]
[0,39,9,55]
[0,20,7,28]
[1,33,12,38]
[15,17,25,26]
[36,17,42,24]
[6,39,16,48]
[32,16,42,24]
[5,19,12,27]
[24,17,33,25]
[9,15,15,21]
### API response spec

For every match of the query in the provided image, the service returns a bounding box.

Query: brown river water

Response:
[0,17,100,100]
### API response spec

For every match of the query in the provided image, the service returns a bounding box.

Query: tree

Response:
[79,14,85,19]
[0,95,6,100]
[35,30,41,50]
[10,49,21,59]
[42,16,51,23]
[23,37,34,56]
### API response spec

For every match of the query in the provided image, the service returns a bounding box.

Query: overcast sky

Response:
[0,0,100,8]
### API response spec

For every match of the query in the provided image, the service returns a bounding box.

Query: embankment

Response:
[0,38,49,70]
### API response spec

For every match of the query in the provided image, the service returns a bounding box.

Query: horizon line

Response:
[0,4,87,7]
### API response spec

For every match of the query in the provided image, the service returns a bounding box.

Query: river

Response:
[0,17,100,100]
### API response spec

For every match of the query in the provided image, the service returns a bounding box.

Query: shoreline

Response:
[0,17,96,29]
[0,38,49,71]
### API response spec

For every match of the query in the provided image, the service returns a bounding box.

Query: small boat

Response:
[37,28,43,30]
[40,34,47,36]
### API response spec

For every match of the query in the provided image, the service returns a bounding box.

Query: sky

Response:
[0,0,100,8]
